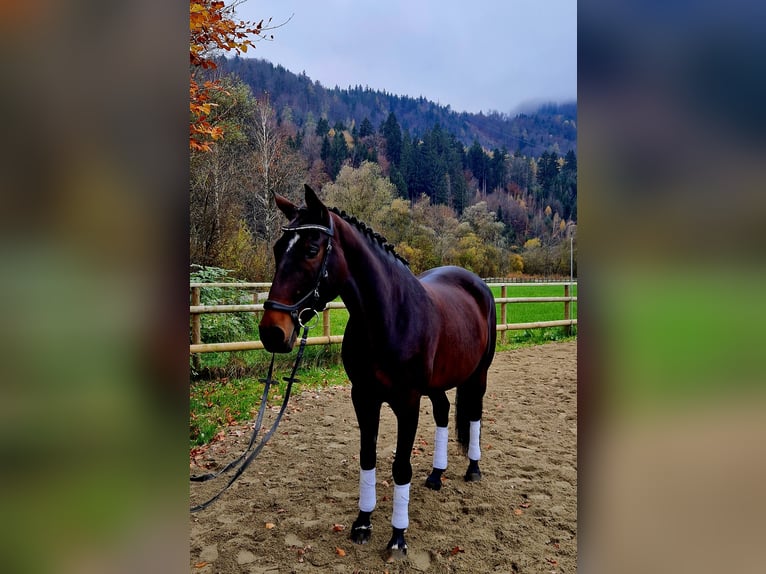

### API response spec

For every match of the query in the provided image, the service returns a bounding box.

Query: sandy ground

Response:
[190,340,576,573]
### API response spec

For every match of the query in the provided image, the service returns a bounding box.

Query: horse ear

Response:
[304,184,329,221]
[274,193,299,220]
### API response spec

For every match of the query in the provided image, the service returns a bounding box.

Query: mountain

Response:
[218,56,576,155]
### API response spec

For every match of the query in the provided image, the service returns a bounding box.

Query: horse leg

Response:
[425,391,450,491]
[350,387,381,545]
[385,400,420,560]
[456,370,488,482]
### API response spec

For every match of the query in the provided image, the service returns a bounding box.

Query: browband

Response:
[281,218,334,237]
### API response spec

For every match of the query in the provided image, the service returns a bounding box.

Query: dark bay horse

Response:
[259,185,496,559]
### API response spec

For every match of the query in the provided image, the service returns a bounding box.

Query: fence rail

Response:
[189,281,577,354]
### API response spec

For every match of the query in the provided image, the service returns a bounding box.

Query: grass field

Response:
[190,282,577,446]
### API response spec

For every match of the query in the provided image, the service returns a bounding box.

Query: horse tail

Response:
[456,283,496,454]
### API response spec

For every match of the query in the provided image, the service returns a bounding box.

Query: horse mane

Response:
[328,206,410,268]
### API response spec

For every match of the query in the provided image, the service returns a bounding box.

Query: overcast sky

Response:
[235,0,577,115]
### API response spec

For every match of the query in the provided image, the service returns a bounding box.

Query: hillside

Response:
[218,56,576,155]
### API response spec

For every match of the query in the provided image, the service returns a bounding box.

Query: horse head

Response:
[259,185,338,353]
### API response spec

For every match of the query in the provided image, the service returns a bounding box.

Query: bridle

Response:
[263,215,335,328]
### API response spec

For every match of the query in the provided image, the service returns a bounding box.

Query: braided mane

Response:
[328,206,409,267]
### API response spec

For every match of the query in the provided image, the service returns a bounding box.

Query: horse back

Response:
[418,266,496,387]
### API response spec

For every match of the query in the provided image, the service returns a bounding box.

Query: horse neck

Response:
[333,217,423,326]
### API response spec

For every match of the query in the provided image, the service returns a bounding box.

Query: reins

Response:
[191,214,334,512]
[190,317,315,513]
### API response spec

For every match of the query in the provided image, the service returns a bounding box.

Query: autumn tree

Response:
[321,162,396,229]
[190,80,304,279]
[190,0,273,151]
[246,97,305,274]
[190,77,256,266]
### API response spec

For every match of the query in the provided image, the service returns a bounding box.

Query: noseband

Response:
[263,216,334,328]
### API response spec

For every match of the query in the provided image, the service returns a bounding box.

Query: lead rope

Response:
[190,320,313,512]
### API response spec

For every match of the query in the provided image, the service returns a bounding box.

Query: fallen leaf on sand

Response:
[194,562,208,568]
[333,524,345,532]
[265,522,275,529]
[514,509,524,515]
[335,547,346,556]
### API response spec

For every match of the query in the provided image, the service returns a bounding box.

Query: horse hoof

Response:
[426,470,442,490]
[464,470,482,482]
[465,460,481,482]
[384,528,407,561]
[384,545,408,562]
[350,524,372,544]
[425,468,444,490]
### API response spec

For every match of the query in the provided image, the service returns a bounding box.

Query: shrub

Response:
[190,265,256,344]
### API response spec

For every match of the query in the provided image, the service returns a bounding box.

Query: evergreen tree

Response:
[389,166,408,199]
[558,150,577,219]
[467,139,487,192]
[359,116,374,138]
[536,150,560,192]
[399,129,415,201]
[563,149,577,173]
[320,134,331,165]
[315,117,330,137]
[380,111,402,165]
[328,130,349,179]
[489,147,507,192]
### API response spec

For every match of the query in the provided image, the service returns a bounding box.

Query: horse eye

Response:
[305,246,320,259]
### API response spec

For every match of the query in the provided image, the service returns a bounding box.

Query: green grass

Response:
[491,283,577,349]
[190,363,350,447]
[191,283,577,446]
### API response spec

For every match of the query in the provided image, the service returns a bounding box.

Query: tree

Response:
[190,77,256,266]
[461,202,505,246]
[380,112,402,166]
[536,150,560,192]
[247,97,305,254]
[467,139,487,193]
[322,162,396,229]
[419,200,460,267]
[358,117,374,138]
[190,82,305,279]
[315,117,330,138]
[327,130,349,179]
[190,0,270,151]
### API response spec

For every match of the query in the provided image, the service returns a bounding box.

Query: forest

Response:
[220,56,577,156]
[190,59,577,282]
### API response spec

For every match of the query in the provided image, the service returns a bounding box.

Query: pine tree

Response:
[359,117,374,138]
[380,112,402,166]
[315,117,330,138]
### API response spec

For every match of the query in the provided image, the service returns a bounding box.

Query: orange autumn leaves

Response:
[190,1,268,151]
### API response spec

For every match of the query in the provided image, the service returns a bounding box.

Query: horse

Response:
[259,185,496,560]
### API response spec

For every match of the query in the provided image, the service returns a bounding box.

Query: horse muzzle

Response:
[258,317,297,354]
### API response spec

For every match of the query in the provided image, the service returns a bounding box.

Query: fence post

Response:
[323,308,331,337]
[500,285,507,344]
[191,286,202,371]
[253,291,261,325]
[564,283,571,337]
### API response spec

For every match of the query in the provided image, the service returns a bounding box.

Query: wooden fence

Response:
[189,281,577,354]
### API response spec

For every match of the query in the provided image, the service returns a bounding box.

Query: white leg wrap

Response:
[359,467,376,512]
[433,426,449,470]
[468,420,481,461]
[391,482,410,529]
